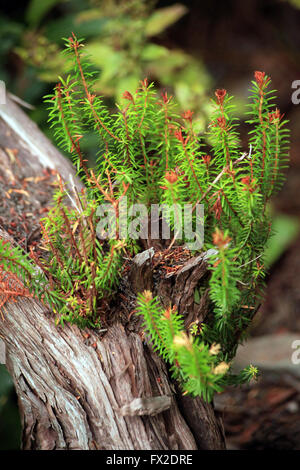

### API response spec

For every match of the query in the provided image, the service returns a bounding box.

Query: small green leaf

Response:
[264,214,300,268]
[194,288,200,304]
[26,0,62,27]
[141,44,168,61]
[145,4,188,37]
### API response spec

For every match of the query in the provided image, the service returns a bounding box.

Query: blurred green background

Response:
[1,0,300,449]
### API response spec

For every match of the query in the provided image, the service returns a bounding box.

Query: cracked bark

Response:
[0,94,225,450]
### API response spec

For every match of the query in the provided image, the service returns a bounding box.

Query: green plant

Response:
[0,36,289,400]
[136,291,258,401]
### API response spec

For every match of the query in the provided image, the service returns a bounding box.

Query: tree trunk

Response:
[0,94,225,450]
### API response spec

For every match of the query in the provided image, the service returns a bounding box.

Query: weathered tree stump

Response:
[0,94,225,450]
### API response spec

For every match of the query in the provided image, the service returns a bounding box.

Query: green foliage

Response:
[0,0,212,165]
[36,181,129,327]
[264,213,300,268]
[208,230,242,341]
[136,291,221,401]
[0,239,35,286]
[26,0,63,27]
[14,1,210,120]
[136,291,258,401]
[0,35,289,400]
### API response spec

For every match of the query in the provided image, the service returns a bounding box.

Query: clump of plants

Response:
[0,34,289,400]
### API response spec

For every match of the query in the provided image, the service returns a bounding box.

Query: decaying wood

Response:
[0,93,225,450]
[117,396,172,417]
[0,95,81,184]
